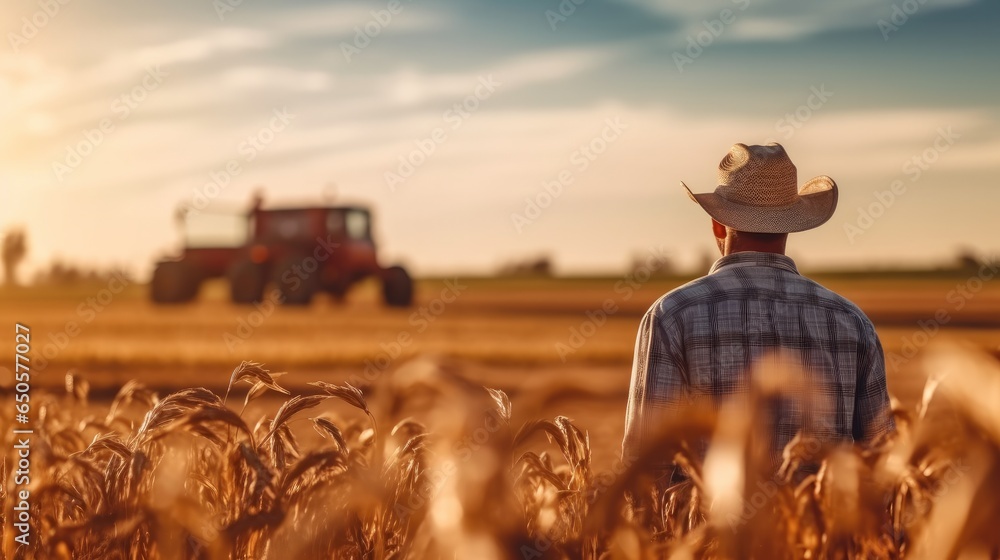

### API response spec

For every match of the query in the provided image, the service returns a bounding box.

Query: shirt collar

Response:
[708,251,800,275]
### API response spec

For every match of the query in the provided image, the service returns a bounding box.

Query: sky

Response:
[2,0,998,278]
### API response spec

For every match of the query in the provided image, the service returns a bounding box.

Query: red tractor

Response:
[150,196,413,307]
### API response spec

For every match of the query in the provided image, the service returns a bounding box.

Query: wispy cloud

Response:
[266,2,453,37]
[221,66,333,92]
[622,0,979,43]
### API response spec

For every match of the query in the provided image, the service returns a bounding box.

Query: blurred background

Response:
[2,0,999,466]
[3,0,999,276]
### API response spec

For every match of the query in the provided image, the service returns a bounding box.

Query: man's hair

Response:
[727,228,787,244]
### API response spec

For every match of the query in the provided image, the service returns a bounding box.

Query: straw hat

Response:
[681,143,838,233]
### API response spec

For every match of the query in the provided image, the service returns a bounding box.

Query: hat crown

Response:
[716,143,799,207]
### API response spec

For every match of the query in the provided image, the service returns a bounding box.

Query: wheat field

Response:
[2,348,1000,559]
[2,275,999,558]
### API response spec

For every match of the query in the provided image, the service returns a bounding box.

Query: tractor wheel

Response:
[327,284,348,304]
[150,261,199,304]
[228,261,266,304]
[274,257,318,306]
[382,266,413,307]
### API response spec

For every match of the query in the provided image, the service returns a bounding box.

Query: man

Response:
[622,142,894,478]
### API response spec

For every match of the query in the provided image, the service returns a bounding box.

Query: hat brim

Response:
[681,176,838,234]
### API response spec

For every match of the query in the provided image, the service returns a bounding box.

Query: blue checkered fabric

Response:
[622,251,895,470]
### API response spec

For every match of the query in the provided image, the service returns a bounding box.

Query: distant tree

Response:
[40,260,82,285]
[629,251,674,277]
[955,248,980,270]
[498,255,553,277]
[33,259,129,286]
[2,228,27,286]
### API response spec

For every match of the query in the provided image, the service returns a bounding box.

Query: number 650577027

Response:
[15,324,31,407]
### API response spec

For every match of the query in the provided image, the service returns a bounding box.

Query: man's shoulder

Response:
[790,275,877,328]
[649,275,720,311]
[644,274,728,324]
[647,270,875,329]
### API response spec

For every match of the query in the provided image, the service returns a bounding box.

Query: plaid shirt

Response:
[622,251,894,470]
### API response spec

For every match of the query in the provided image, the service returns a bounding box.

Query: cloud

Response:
[621,0,979,43]
[91,28,274,85]
[221,66,333,92]
[267,2,452,37]
[377,45,623,107]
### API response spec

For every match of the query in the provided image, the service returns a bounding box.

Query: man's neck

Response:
[724,243,786,256]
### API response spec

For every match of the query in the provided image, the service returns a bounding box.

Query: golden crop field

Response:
[3,273,999,399]
[2,273,999,558]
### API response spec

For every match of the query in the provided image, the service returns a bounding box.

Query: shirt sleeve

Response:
[853,321,895,443]
[622,308,687,469]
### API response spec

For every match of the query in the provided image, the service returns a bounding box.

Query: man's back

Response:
[622,251,894,467]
